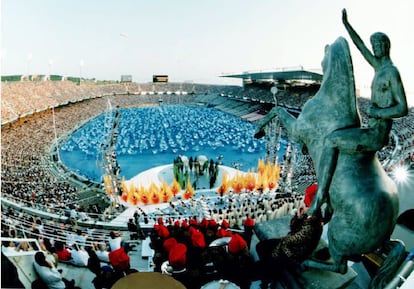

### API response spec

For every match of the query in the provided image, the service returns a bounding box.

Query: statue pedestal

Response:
[254,216,358,289]
[300,268,357,289]
[253,215,292,241]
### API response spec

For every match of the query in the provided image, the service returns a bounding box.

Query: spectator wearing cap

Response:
[216,220,233,238]
[223,234,253,289]
[169,220,185,243]
[189,216,199,228]
[157,225,170,239]
[187,227,206,269]
[90,263,116,289]
[168,242,191,288]
[150,225,170,273]
[300,183,318,215]
[169,243,187,272]
[163,237,178,253]
[243,215,255,249]
[159,237,178,275]
[187,227,207,289]
[203,219,218,246]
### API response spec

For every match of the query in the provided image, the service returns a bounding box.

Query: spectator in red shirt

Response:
[54,241,71,262]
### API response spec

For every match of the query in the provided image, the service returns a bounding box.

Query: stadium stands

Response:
[1,79,413,288]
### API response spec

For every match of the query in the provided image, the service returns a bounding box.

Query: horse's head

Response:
[293,37,361,157]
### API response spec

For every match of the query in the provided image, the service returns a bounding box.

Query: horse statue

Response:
[255,37,406,289]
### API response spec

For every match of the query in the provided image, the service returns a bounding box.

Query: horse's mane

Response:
[296,37,361,140]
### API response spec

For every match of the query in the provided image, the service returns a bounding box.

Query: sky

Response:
[1,0,413,105]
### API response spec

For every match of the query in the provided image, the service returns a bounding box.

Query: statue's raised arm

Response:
[342,9,378,68]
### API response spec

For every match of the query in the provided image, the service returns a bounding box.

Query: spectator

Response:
[127,218,139,240]
[168,243,190,288]
[224,234,253,289]
[33,251,75,289]
[74,229,87,248]
[84,247,99,274]
[242,215,255,249]
[54,241,71,262]
[2,251,24,288]
[216,219,232,238]
[70,244,89,267]
[69,206,78,226]
[108,231,122,251]
[94,242,110,263]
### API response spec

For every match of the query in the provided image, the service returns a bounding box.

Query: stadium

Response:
[1,67,414,289]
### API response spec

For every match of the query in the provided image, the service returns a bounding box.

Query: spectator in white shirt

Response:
[70,244,89,267]
[73,229,87,248]
[94,242,110,263]
[108,231,122,251]
[33,251,75,289]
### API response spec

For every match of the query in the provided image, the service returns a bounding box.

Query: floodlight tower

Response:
[100,100,121,204]
[271,85,278,106]
[79,60,84,85]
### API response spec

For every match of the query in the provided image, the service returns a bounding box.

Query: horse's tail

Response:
[384,249,414,289]
[368,239,407,289]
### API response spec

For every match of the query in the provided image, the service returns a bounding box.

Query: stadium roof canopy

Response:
[221,67,323,83]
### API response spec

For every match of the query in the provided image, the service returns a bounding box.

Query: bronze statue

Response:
[255,29,407,288]
[307,9,408,222]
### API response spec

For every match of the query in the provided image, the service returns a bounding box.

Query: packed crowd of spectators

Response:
[1,188,303,288]
[2,80,413,220]
[148,215,257,289]
[1,83,211,218]
[0,81,286,217]
[1,81,239,124]
[239,83,320,108]
[356,97,414,170]
[388,107,414,169]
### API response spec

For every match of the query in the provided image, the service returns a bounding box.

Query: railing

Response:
[1,237,41,257]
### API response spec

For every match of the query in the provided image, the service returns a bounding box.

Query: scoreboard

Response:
[153,75,168,83]
[121,75,132,82]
